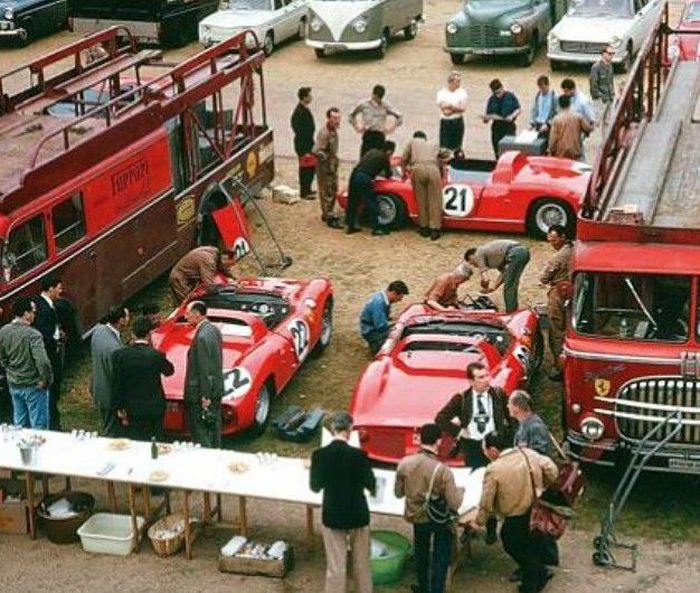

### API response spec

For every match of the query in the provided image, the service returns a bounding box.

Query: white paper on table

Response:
[320,427,360,448]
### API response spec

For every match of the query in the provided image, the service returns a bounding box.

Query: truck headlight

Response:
[446,22,458,35]
[310,17,322,32]
[352,18,367,33]
[581,416,604,442]
[510,23,523,35]
[548,32,558,45]
[4,7,13,20]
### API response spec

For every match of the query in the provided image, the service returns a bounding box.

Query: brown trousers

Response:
[547,288,566,370]
[411,164,442,230]
[317,163,339,221]
[321,525,373,593]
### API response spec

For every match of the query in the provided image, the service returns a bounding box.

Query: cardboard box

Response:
[219,546,294,578]
[0,501,29,534]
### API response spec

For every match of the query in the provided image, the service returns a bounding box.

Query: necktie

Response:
[477,395,486,416]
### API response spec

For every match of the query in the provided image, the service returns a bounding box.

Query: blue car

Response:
[0,0,68,45]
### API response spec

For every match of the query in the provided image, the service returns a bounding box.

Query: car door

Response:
[272,0,291,42]
[282,0,304,40]
[441,168,486,225]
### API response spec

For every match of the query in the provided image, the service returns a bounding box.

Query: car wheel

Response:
[375,193,408,230]
[298,19,306,39]
[403,20,418,41]
[263,31,274,56]
[615,43,633,74]
[373,31,389,59]
[450,52,465,65]
[311,299,333,357]
[251,382,272,435]
[550,59,562,71]
[518,32,538,67]
[528,198,574,240]
[314,48,325,59]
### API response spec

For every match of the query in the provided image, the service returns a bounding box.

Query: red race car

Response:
[339,151,590,239]
[670,0,700,61]
[151,277,333,438]
[348,298,542,465]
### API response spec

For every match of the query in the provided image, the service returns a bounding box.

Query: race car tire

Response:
[527,198,574,240]
[311,299,333,357]
[251,382,273,435]
[375,193,408,230]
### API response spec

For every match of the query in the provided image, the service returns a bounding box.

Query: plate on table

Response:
[228,461,249,474]
[149,470,169,482]
[108,439,131,451]
[157,443,172,455]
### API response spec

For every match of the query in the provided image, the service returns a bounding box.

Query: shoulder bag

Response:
[546,434,585,508]
[521,450,568,540]
[424,463,458,525]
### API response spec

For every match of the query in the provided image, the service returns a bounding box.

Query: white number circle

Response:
[233,237,251,260]
[442,183,475,218]
[288,318,311,361]
[223,366,253,400]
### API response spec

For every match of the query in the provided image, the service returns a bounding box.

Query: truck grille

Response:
[464,25,512,48]
[560,41,608,54]
[605,378,700,446]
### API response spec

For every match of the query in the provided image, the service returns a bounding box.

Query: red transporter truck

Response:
[563,6,700,473]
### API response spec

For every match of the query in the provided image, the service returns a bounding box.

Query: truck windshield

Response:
[568,0,633,18]
[572,273,691,342]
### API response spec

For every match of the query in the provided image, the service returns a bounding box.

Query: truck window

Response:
[53,193,87,251]
[573,273,690,342]
[3,216,48,280]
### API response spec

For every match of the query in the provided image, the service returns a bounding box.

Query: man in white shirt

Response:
[436,71,468,151]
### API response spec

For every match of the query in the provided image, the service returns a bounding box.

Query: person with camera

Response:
[468,431,558,593]
[395,423,464,593]
[183,300,224,448]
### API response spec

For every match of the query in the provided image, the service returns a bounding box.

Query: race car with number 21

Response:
[152,277,333,438]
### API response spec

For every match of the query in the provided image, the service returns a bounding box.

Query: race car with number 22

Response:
[339,151,591,239]
[152,277,333,438]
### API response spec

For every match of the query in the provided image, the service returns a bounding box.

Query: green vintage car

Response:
[0,0,68,45]
[445,0,566,67]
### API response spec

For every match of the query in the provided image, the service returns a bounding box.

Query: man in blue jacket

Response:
[358,280,409,355]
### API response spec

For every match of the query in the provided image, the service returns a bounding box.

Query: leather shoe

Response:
[372,228,390,236]
[326,218,344,230]
[430,230,441,241]
[418,227,430,237]
[346,227,362,235]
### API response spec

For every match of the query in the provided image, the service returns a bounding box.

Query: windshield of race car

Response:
[402,321,511,354]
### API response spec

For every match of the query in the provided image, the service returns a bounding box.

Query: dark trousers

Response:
[47,347,63,431]
[363,328,389,356]
[439,117,464,151]
[360,130,386,157]
[126,414,163,442]
[464,438,489,469]
[532,122,550,152]
[99,405,122,437]
[503,245,531,312]
[186,401,222,448]
[491,120,517,158]
[298,165,316,197]
[346,169,378,230]
[413,522,453,593]
[501,512,547,593]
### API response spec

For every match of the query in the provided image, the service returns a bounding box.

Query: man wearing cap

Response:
[464,240,530,313]
[424,264,472,311]
[311,411,376,593]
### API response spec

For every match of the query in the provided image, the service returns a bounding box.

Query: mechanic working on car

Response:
[424,264,472,311]
[464,240,530,313]
[359,280,409,355]
[169,246,237,305]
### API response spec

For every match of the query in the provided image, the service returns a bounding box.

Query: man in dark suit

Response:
[183,300,224,448]
[91,305,130,437]
[310,411,376,593]
[32,276,65,430]
[291,86,316,199]
[111,316,174,441]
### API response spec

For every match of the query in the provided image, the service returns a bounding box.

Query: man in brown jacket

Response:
[314,107,343,229]
[469,432,558,593]
[548,94,594,161]
[395,423,464,593]
[169,246,236,304]
[424,264,472,311]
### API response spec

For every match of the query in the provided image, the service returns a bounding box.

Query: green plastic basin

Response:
[370,530,412,586]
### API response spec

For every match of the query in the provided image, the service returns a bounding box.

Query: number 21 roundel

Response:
[288,318,311,362]
[442,184,475,218]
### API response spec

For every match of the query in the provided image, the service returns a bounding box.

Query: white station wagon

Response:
[199,0,308,55]
[547,0,663,72]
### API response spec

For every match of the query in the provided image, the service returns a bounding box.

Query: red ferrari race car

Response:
[670,0,700,61]
[338,151,590,239]
[348,297,542,465]
[151,277,333,438]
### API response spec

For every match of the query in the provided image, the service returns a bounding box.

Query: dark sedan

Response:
[0,0,68,45]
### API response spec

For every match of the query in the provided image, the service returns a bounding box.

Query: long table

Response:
[0,429,485,560]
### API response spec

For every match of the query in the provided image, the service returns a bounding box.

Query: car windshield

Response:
[568,0,633,18]
[402,321,511,354]
[223,0,270,10]
[684,2,700,21]
[402,340,483,354]
[572,273,691,342]
[199,289,289,329]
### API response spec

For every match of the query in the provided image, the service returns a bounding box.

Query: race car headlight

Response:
[352,18,367,33]
[310,17,322,32]
[446,22,458,35]
[580,416,604,442]
[610,36,623,49]
[4,7,13,20]
[510,23,523,35]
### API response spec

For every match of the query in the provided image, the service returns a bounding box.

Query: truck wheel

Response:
[375,193,407,229]
[450,53,465,65]
[403,20,418,41]
[518,33,538,67]
[314,48,325,59]
[251,382,272,435]
[311,299,333,357]
[373,31,389,59]
[528,199,574,239]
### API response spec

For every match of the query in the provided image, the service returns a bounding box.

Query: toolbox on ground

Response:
[272,406,324,443]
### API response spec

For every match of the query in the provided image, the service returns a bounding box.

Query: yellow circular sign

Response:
[176,196,196,225]
[246,151,258,178]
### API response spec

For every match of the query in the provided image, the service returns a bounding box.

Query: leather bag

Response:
[521,450,568,540]
[424,463,458,525]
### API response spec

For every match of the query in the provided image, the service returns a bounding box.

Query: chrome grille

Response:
[597,378,700,445]
[464,25,512,49]
[560,41,608,54]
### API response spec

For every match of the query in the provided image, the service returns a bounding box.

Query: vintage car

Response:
[348,300,543,465]
[547,0,664,72]
[669,0,700,61]
[306,0,423,59]
[338,151,591,239]
[152,278,334,438]
[199,0,308,55]
[0,0,68,44]
[445,0,567,67]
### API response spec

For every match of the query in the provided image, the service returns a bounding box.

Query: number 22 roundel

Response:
[288,318,311,362]
[223,366,253,399]
[442,184,475,218]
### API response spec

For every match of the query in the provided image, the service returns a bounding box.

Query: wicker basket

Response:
[147,513,197,557]
[38,491,95,544]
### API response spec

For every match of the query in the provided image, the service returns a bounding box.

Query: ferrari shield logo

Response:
[594,379,611,397]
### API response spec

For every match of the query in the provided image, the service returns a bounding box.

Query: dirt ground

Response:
[1,1,697,592]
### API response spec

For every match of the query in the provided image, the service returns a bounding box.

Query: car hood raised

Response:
[201,9,275,30]
[551,16,633,42]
